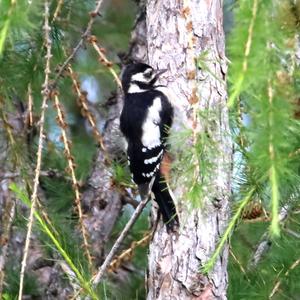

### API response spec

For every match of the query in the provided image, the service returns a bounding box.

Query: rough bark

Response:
[146,1,231,299]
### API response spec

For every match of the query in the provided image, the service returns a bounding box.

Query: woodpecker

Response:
[120,63,179,232]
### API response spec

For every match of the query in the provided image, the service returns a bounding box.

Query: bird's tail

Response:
[152,172,179,232]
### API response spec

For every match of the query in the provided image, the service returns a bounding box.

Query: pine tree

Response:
[0,0,299,299]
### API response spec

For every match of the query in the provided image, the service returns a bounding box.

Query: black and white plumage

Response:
[120,63,179,232]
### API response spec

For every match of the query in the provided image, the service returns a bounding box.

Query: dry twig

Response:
[88,35,122,88]
[27,84,33,127]
[269,257,300,298]
[53,0,104,85]
[53,93,93,269]
[92,177,155,286]
[108,232,152,273]
[52,0,64,23]
[67,65,106,151]
[18,2,52,299]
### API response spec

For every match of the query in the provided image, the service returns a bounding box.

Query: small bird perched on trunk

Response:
[120,62,179,232]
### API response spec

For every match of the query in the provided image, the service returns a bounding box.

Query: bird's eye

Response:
[144,70,153,79]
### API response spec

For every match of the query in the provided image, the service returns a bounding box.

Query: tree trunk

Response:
[146,1,231,299]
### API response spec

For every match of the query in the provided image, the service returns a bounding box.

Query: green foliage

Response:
[170,109,219,207]
[228,0,300,235]
[202,0,300,288]
[112,159,134,188]
[10,183,98,299]
[228,212,300,299]
[1,0,300,299]
[3,262,40,298]
[0,0,39,56]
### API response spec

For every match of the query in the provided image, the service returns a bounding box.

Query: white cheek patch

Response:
[142,97,162,149]
[127,83,147,94]
[131,72,148,82]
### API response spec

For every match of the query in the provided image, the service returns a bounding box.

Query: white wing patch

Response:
[141,97,162,149]
[142,163,161,178]
[144,149,163,165]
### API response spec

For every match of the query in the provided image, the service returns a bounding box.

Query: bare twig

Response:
[53,94,93,269]
[92,177,155,286]
[18,2,52,299]
[27,84,33,127]
[53,0,104,85]
[229,248,249,281]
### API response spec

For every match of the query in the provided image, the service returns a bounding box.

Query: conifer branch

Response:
[10,183,98,299]
[53,0,104,85]
[52,0,64,23]
[88,36,122,88]
[248,205,289,269]
[108,232,152,273]
[228,0,258,107]
[67,65,107,151]
[229,248,248,280]
[269,257,300,298]
[0,0,16,55]
[268,80,280,236]
[53,93,93,269]
[203,188,255,273]
[27,84,33,127]
[18,2,52,299]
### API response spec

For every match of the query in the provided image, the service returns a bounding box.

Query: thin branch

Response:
[91,177,155,286]
[67,65,107,151]
[27,84,33,127]
[53,94,93,269]
[52,0,64,23]
[108,232,152,273]
[53,0,104,85]
[229,248,249,281]
[203,188,255,273]
[88,36,122,88]
[268,79,280,236]
[269,257,300,298]
[228,0,258,107]
[18,2,52,299]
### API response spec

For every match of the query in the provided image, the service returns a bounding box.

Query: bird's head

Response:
[121,63,167,94]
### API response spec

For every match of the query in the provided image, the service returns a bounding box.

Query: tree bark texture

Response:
[146,1,231,299]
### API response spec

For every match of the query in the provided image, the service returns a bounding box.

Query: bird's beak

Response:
[155,69,168,77]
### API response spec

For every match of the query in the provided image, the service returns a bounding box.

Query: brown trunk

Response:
[146,1,231,299]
